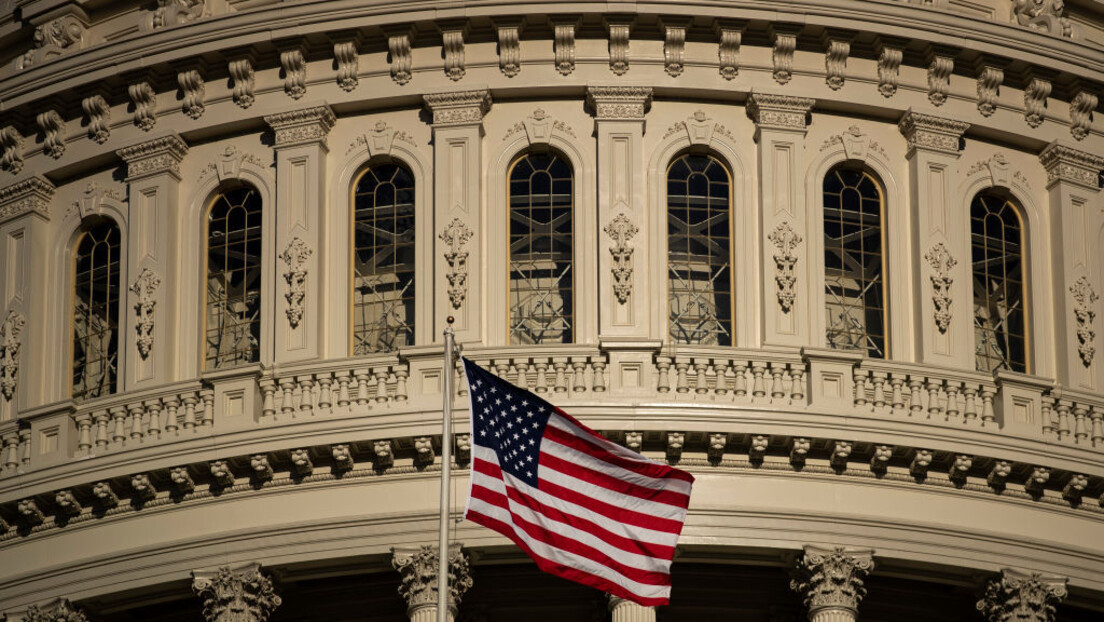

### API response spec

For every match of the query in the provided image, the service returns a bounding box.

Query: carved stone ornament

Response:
[927,55,953,107]
[747,92,814,134]
[146,0,206,30]
[346,121,415,157]
[199,145,270,183]
[389,33,412,85]
[790,546,875,617]
[392,544,473,617]
[263,106,336,149]
[128,81,157,132]
[664,25,686,77]
[924,243,957,334]
[717,27,741,80]
[440,218,473,309]
[1069,91,1097,141]
[819,125,887,161]
[0,309,26,401]
[443,29,466,81]
[423,89,492,127]
[334,40,359,91]
[663,110,735,145]
[82,94,112,143]
[177,69,206,119]
[876,44,902,98]
[22,598,90,622]
[1070,276,1098,367]
[192,564,283,622]
[0,126,24,175]
[1024,78,1052,128]
[608,24,630,75]
[280,237,312,328]
[586,86,653,121]
[965,152,1012,188]
[977,569,1068,622]
[0,176,55,224]
[280,48,307,100]
[604,213,638,304]
[37,110,66,159]
[824,39,850,91]
[898,110,969,156]
[772,31,796,85]
[977,66,1004,117]
[116,133,188,182]
[768,221,802,313]
[497,25,521,77]
[229,58,256,108]
[504,108,577,145]
[20,15,87,69]
[1038,141,1104,190]
[554,24,576,76]
[1013,0,1074,38]
[131,267,162,359]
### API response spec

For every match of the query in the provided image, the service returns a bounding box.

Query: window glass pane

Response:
[972,193,1027,373]
[509,152,573,344]
[353,162,416,354]
[667,154,732,346]
[72,221,121,400]
[206,187,263,369]
[824,167,886,358]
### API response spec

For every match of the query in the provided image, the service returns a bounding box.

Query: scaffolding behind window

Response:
[823,167,886,358]
[667,153,733,346]
[352,162,416,355]
[972,193,1028,373]
[72,220,121,400]
[205,187,263,369]
[509,151,573,344]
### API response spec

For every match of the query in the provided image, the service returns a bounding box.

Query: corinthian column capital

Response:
[976,569,1068,622]
[392,543,473,621]
[790,546,874,622]
[191,563,282,622]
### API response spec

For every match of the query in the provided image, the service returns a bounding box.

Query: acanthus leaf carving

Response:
[1070,276,1098,367]
[876,45,902,98]
[440,217,473,309]
[977,66,1004,117]
[604,213,638,304]
[497,25,521,77]
[280,48,307,100]
[423,90,491,126]
[0,176,55,223]
[664,26,686,77]
[192,564,282,622]
[927,55,954,107]
[0,309,27,400]
[1039,141,1104,189]
[924,242,957,333]
[392,544,473,616]
[264,106,336,149]
[37,109,66,159]
[147,0,206,30]
[1025,77,1052,128]
[790,546,874,616]
[554,24,576,76]
[898,110,969,156]
[1013,0,1074,38]
[130,267,162,359]
[443,29,466,82]
[0,127,24,175]
[772,32,796,85]
[229,58,256,109]
[608,24,630,76]
[389,33,412,85]
[717,27,741,80]
[280,237,312,328]
[82,94,111,143]
[128,82,157,132]
[22,598,89,622]
[977,569,1068,622]
[824,39,850,91]
[768,221,802,313]
[334,41,359,92]
[1070,91,1097,141]
[586,86,653,121]
[21,16,86,69]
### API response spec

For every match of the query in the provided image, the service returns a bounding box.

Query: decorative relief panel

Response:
[389,33,412,85]
[443,29,466,81]
[663,110,735,145]
[440,217,473,309]
[128,82,157,132]
[664,26,686,77]
[131,267,161,359]
[924,243,956,334]
[192,564,282,622]
[392,544,473,616]
[229,58,256,108]
[347,121,415,157]
[819,125,887,161]
[504,108,577,145]
[554,24,576,76]
[20,15,87,69]
[791,546,874,617]
[1024,78,1052,128]
[772,32,796,85]
[81,94,112,144]
[263,106,336,149]
[70,181,124,222]
[976,66,1004,117]
[966,153,1011,188]
[0,309,26,400]
[927,55,953,106]
[768,222,802,313]
[1069,91,1097,141]
[423,89,492,126]
[717,27,740,80]
[1070,276,1098,367]
[586,86,652,121]
[280,238,312,328]
[876,44,902,97]
[146,0,206,30]
[198,145,268,183]
[334,40,359,91]
[1013,0,1073,38]
[608,24,630,75]
[37,110,66,159]
[498,25,521,77]
[280,48,307,100]
[604,213,638,304]
[0,127,24,175]
[977,569,1068,622]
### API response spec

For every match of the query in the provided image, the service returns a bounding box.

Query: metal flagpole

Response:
[437,316,456,622]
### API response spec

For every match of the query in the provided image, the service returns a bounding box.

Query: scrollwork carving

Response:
[229,58,255,109]
[193,564,282,622]
[149,0,205,30]
[280,48,307,100]
[440,218,473,309]
[82,94,111,143]
[334,41,359,91]
[664,26,686,77]
[0,309,26,400]
[977,569,1068,622]
[824,39,850,91]
[876,45,902,98]
[0,127,24,175]
[608,24,630,75]
[177,69,206,120]
[280,237,312,328]
[717,27,740,80]
[925,243,956,334]
[1070,91,1097,141]
[21,16,86,69]
[23,598,89,622]
[928,55,953,107]
[443,29,466,81]
[768,222,802,313]
[128,82,157,132]
[37,110,66,159]
[497,26,520,77]
[604,213,638,304]
[977,66,1004,117]
[389,33,412,85]
[1070,276,1098,367]
[772,32,796,85]
[554,24,576,76]
[1025,78,1052,128]
[790,546,874,617]
[131,267,161,359]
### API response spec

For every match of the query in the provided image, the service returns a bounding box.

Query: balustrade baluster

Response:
[515,361,531,390]
[790,366,806,402]
[182,394,198,429]
[354,369,371,406]
[675,359,690,393]
[655,357,671,393]
[853,369,868,408]
[890,376,905,413]
[336,371,351,408]
[146,399,163,440]
[962,386,978,423]
[1041,397,1056,436]
[298,376,315,413]
[1090,407,1103,447]
[592,360,607,392]
[1056,401,1072,440]
[19,426,30,464]
[695,360,710,394]
[394,368,408,401]
[1073,405,1089,444]
[734,362,748,398]
[926,380,943,419]
[200,388,215,426]
[714,361,729,395]
[110,406,127,445]
[980,387,996,426]
[93,410,110,449]
[495,360,510,379]
[908,378,924,416]
[74,413,93,454]
[945,382,960,422]
[318,375,333,410]
[259,379,276,418]
[572,360,587,393]
[770,366,785,400]
[871,373,886,410]
[553,361,568,393]
[164,397,180,434]
[280,378,297,414]
[534,361,549,393]
[128,403,145,441]
[374,368,389,403]
[751,363,766,398]
[2,433,18,470]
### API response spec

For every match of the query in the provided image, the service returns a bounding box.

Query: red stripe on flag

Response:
[550,409,695,484]
[540,451,692,509]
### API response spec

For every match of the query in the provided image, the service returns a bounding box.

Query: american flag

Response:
[461,358,694,606]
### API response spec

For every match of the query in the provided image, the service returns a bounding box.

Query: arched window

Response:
[508,151,573,344]
[352,162,415,354]
[667,153,732,345]
[972,192,1027,373]
[205,186,263,370]
[72,220,121,400]
[823,166,886,358]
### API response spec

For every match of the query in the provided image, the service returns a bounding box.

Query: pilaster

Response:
[747,91,815,348]
[1039,141,1104,391]
[424,88,491,346]
[263,104,335,363]
[0,177,53,417]
[587,85,652,343]
[191,563,282,622]
[608,595,656,622]
[117,133,187,389]
[976,568,1068,622]
[898,109,971,370]
[790,546,874,622]
[391,543,473,622]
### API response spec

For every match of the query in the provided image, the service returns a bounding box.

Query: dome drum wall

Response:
[0,0,1104,618]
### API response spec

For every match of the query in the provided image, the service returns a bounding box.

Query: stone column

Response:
[423,89,491,347]
[746,92,816,349]
[263,105,335,364]
[1039,141,1104,392]
[0,177,52,416]
[790,545,874,622]
[116,134,188,389]
[608,595,656,622]
[897,110,971,370]
[586,85,652,343]
[192,563,282,622]
[392,544,473,622]
[976,568,1068,622]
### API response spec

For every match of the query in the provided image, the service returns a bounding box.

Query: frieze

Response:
[263,106,336,149]
[423,89,492,126]
[116,133,188,181]
[0,176,55,224]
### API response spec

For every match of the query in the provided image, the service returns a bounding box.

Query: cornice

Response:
[1038,140,1104,190]
[0,176,55,224]
[263,104,337,150]
[585,85,653,121]
[898,108,971,156]
[422,88,492,127]
[115,133,189,182]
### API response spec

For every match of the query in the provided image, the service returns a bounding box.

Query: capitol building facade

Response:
[1,0,1103,619]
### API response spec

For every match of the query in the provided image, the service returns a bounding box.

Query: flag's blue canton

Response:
[464,358,551,488]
